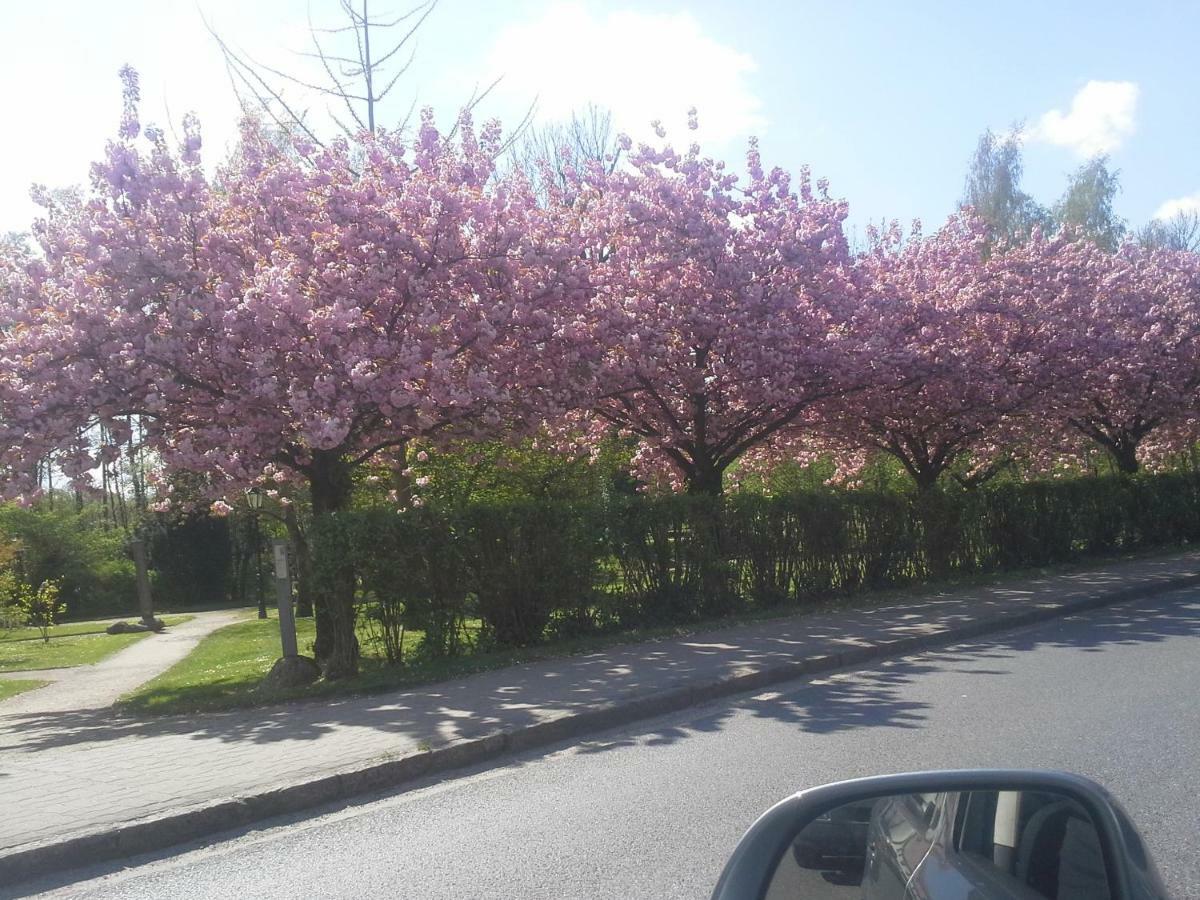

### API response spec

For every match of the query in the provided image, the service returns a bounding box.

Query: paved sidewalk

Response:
[0,611,245,715]
[2,550,1199,884]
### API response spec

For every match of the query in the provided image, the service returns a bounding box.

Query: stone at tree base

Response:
[261,655,321,690]
[140,617,166,632]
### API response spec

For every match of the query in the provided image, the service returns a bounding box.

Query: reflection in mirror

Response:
[766,789,1111,900]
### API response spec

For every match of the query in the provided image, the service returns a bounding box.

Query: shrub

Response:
[458,500,603,647]
[21,579,65,643]
[312,471,1200,661]
[349,507,474,662]
[0,503,135,618]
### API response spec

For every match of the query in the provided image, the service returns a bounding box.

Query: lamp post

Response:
[129,530,155,625]
[245,488,266,619]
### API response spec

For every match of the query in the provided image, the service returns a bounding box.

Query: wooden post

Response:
[272,538,298,658]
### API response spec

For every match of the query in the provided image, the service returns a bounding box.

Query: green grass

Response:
[1,614,193,644]
[119,543,1193,717]
[0,615,195,673]
[0,678,48,702]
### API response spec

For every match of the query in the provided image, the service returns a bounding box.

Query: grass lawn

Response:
[0,678,48,702]
[0,615,195,673]
[122,613,450,714]
[1,614,193,644]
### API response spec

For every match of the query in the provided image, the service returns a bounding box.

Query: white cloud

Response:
[1154,192,1200,220]
[482,2,765,148]
[1031,80,1139,157]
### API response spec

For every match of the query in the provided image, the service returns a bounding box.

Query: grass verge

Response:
[0,678,48,702]
[0,615,195,673]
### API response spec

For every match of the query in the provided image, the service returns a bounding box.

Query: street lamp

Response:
[245,488,267,620]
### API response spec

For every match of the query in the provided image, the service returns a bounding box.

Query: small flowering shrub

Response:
[21,579,65,643]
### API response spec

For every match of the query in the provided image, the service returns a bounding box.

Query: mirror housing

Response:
[711,769,1168,900]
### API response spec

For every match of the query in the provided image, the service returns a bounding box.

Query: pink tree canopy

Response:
[0,71,593,675]
[568,131,860,494]
[1056,242,1200,472]
[795,217,1091,490]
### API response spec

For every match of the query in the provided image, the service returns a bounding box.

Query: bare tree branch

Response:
[202,10,328,148]
[203,0,440,141]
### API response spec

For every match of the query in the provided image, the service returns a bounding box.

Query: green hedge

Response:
[317,473,1200,658]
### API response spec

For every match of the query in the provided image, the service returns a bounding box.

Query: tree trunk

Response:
[913,469,941,493]
[1108,442,1140,475]
[309,450,359,679]
[685,463,724,497]
[684,459,732,615]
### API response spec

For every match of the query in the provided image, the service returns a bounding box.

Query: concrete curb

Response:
[4,568,1198,887]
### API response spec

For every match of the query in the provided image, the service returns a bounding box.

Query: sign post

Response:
[272,538,298,658]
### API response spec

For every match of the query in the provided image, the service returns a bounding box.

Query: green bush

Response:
[346,507,474,661]
[607,494,735,625]
[312,471,1200,660]
[459,500,603,646]
[20,578,65,643]
[0,504,136,618]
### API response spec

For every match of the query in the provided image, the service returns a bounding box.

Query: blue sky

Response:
[1,0,1196,239]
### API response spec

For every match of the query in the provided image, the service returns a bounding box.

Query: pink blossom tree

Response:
[1057,243,1200,472]
[568,130,860,495]
[803,218,1090,491]
[0,71,592,677]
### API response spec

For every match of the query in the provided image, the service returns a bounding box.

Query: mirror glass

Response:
[766,788,1111,900]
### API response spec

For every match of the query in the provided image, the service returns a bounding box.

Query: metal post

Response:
[272,538,298,658]
[131,537,154,624]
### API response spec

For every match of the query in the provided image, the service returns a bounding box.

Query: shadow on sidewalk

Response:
[572,591,1200,756]
[1,586,1198,760]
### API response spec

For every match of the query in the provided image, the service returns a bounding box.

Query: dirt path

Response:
[0,610,245,714]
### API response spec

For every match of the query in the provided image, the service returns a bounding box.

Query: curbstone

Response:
[4,567,1199,889]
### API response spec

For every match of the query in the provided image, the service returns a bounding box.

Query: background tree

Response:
[1053,156,1126,251]
[1058,244,1200,472]
[960,127,1048,248]
[1138,209,1200,253]
[509,103,622,202]
[209,0,438,144]
[806,217,1083,491]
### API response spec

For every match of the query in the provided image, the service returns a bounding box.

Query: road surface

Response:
[15,589,1200,899]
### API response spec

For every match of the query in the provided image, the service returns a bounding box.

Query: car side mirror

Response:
[711,770,1169,900]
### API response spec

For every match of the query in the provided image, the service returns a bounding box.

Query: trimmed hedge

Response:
[317,473,1200,659]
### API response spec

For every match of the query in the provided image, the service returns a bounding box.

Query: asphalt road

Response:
[17,589,1200,900]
